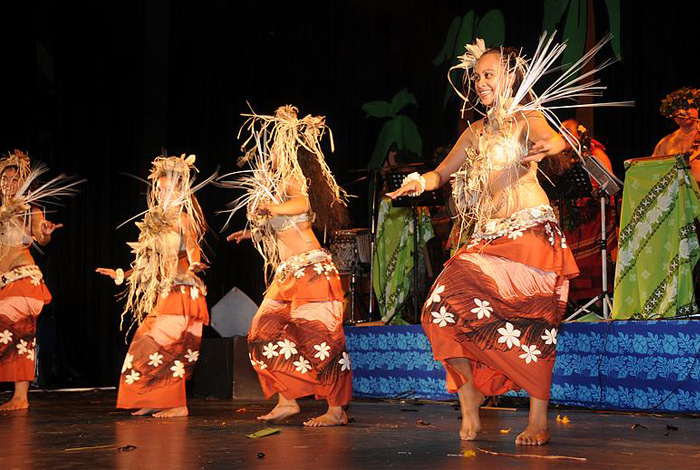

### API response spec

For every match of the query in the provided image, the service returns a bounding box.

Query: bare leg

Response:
[0,381,30,411]
[515,396,551,445]
[446,358,484,441]
[131,408,159,416]
[303,402,347,427]
[153,406,189,418]
[257,393,300,423]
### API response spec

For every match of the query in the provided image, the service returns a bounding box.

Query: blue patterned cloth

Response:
[345,321,700,412]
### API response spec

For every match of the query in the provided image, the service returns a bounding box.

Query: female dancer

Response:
[97,154,209,418]
[226,105,352,426]
[0,150,79,410]
[389,36,625,444]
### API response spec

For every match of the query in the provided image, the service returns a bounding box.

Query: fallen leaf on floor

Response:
[347,417,357,424]
[500,428,511,434]
[246,428,280,439]
[446,450,476,458]
[235,408,247,413]
[416,419,432,426]
[117,445,137,452]
[630,424,648,430]
[556,414,570,424]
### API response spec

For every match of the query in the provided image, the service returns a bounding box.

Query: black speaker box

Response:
[193,336,264,399]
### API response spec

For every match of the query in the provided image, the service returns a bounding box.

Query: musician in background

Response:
[373,148,434,324]
[653,87,700,183]
[538,119,618,303]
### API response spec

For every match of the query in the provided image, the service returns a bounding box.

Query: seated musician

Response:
[653,87,700,184]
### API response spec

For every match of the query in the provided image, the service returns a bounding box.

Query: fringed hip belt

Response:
[471,205,557,242]
[167,274,207,297]
[275,249,336,283]
[0,265,43,288]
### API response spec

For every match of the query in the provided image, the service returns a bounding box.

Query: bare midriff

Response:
[489,163,550,219]
[275,220,322,260]
[0,246,35,273]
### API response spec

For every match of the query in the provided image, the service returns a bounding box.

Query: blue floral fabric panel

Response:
[345,321,700,412]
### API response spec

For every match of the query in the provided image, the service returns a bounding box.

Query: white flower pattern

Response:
[277,339,298,360]
[263,342,280,359]
[125,370,141,385]
[431,306,455,327]
[519,344,541,364]
[425,284,445,308]
[16,339,28,355]
[471,298,493,319]
[121,353,134,373]
[0,330,12,344]
[338,351,352,372]
[148,352,164,367]
[185,349,199,363]
[171,360,185,378]
[497,322,521,349]
[293,356,312,373]
[541,328,557,345]
[313,342,331,361]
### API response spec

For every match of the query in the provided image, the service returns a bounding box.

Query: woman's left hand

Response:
[40,220,63,236]
[188,262,209,273]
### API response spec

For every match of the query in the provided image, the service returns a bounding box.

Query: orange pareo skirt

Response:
[117,279,208,409]
[0,266,52,382]
[249,249,352,406]
[423,206,579,400]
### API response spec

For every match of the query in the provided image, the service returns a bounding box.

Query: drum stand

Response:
[565,156,623,321]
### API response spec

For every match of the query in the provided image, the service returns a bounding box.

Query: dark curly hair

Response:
[297,146,349,233]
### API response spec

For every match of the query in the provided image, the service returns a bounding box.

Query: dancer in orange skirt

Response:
[0,150,80,410]
[226,105,352,426]
[97,154,212,418]
[390,35,626,444]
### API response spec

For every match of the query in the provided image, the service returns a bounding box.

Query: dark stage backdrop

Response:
[0,0,698,387]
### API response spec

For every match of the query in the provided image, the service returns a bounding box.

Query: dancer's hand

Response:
[255,202,277,218]
[227,229,251,243]
[95,268,117,279]
[40,220,63,236]
[188,262,208,273]
[386,180,422,199]
[523,140,552,163]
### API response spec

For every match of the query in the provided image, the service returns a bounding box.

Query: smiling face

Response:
[472,51,513,108]
[0,167,21,200]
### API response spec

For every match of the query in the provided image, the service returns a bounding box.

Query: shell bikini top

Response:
[268,212,315,233]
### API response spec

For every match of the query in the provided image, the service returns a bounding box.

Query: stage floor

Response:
[1,391,699,469]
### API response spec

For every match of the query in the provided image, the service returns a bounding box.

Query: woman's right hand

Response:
[227,229,251,243]
[95,268,117,279]
[386,180,422,200]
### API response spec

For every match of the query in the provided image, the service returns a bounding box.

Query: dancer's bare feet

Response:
[131,408,158,416]
[457,383,484,441]
[516,396,550,445]
[153,406,189,418]
[257,404,300,423]
[516,423,551,445]
[303,406,347,427]
[0,381,30,411]
[0,397,29,411]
